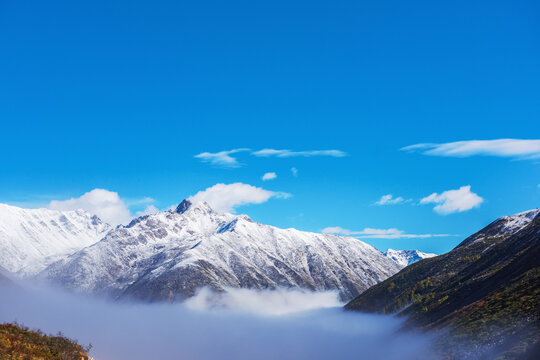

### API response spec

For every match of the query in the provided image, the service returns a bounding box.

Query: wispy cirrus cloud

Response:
[420,185,483,215]
[401,139,540,159]
[375,194,406,205]
[321,226,450,239]
[194,148,250,168]
[252,149,347,158]
[195,148,347,167]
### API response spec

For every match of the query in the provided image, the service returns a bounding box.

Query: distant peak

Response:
[175,199,217,214]
[175,199,192,214]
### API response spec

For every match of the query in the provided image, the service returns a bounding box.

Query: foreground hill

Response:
[0,204,111,276]
[41,200,401,302]
[0,323,91,360]
[346,209,540,359]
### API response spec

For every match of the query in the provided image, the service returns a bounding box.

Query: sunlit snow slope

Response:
[41,200,401,302]
[0,204,111,276]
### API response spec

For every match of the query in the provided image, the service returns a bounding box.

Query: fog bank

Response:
[0,283,437,360]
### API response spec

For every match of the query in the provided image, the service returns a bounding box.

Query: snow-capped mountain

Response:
[384,249,437,267]
[41,200,402,302]
[457,208,540,248]
[0,204,111,276]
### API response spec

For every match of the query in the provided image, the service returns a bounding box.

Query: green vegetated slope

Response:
[0,323,91,360]
[346,210,540,360]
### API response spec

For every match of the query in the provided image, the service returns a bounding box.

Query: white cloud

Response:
[195,148,347,167]
[189,183,291,213]
[135,205,160,217]
[49,189,132,225]
[401,139,540,159]
[291,167,298,177]
[262,172,277,181]
[252,149,347,158]
[194,148,250,168]
[127,197,155,205]
[420,185,484,215]
[185,287,341,316]
[322,226,450,239]
[375,194,405,205]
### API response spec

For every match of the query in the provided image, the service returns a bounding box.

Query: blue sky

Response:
[1,0,539,254]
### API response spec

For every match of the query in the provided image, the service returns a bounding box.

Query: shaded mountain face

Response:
[40,200,401,302]
[346,209,540,359]
[0,204,111,276]
[384,249,437,267]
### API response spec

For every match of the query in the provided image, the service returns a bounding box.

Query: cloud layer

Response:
[0,283,437,360]
[420,185,483,214]
[322,226,449,239]
[402,139,540,159]
[49,189,132,226]
[189,183,291,213]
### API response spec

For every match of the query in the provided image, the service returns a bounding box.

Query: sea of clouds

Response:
[0,283,437,360]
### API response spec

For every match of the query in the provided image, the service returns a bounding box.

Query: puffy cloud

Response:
[375,194,405,205]
[262,172,277,181]
[401,139,540,159]
[189,183,291,213]
[49,189,132,225]
[291,167,298,177]
[321,226,450,239]
[420,185,483,214]
[194,148,250,168]
[252,149,347,158]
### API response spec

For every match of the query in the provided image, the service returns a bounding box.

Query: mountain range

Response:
[346,209,540,359]
[0,200,420,301]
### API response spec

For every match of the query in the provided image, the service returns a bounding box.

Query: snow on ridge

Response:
[40,199,402,302]
[497,208,540,234]
[0,203,111,276]
[384,249,437,267]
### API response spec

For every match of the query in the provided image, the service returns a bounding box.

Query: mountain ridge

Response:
[0,203,111,276]
[39,199,402,302]
[345,208,540,359]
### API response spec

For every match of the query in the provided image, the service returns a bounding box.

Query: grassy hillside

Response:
[346,214,540,359]
[0,323,91,360]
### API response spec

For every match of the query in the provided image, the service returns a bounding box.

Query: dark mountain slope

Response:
[345,209,540,359]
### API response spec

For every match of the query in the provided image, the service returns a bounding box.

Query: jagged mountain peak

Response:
[175,199,192,214]
[175,199,217,215]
